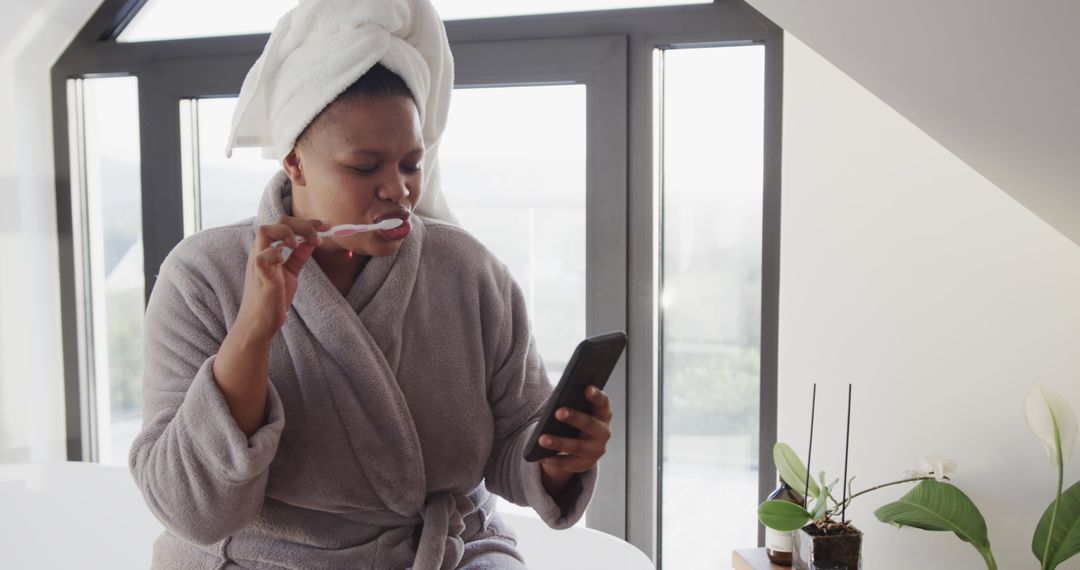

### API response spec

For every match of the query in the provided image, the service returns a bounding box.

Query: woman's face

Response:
[284,94,424,258]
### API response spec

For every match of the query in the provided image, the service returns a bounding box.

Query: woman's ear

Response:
[282,148,306,187]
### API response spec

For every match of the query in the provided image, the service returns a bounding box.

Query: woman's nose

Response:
[377,175,411,203]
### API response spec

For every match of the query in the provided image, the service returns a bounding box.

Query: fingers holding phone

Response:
[522,331,627,464]
[538,386,612,473]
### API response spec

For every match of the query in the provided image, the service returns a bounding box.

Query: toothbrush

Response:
[270,218,404,249]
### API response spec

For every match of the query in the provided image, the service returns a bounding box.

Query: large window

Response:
[180,97,280,235]
[66,76,144,466]
[441,84,589,522]
[659,44,766,569]
[54,1,781,564]
[440,85,588,381]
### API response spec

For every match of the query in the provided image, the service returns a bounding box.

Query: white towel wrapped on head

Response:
[225,0,456,222]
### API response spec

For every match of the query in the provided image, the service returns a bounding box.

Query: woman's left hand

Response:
[538,386,612,483]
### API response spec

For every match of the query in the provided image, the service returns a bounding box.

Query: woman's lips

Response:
[376,215,411,241]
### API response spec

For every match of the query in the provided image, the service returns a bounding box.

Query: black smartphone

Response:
[523,331,628,462]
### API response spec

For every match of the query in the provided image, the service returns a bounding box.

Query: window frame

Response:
[51,1,782,563]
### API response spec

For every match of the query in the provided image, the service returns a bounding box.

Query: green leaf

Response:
[758,499,813,532]
[774,442,820,499]
[875,480,996,568]
[1033,479,1080,569]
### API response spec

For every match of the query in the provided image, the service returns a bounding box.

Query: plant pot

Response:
[792,522,862,570]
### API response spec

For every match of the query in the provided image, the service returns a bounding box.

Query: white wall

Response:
[0,0,102,462]
[778,33,1080,569]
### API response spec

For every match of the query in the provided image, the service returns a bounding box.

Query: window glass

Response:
[75,76,144,466]
[117,0,710,42]
[438,0,711,20]
[182,97,281,235]
[440,84,587,523]
[441,84,587,382]
[659,45,766,568]
[118,0,299,42]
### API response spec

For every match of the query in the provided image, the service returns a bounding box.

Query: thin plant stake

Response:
[842,383,853,524]
[804,383,817,509]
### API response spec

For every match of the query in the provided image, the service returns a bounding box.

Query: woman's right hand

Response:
[213,216,328,437]
[235,215,329,341]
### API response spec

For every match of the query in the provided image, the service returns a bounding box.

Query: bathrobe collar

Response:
[255,170,427,517]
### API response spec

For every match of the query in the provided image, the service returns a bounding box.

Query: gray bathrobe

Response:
[129,172,596,569]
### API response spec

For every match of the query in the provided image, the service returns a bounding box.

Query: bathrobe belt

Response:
[410,492,472,570]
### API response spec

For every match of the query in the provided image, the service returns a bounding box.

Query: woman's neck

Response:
[312,247,369,296]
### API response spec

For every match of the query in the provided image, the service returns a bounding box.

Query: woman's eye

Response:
[403,164,423,172]
[351,165,378,173]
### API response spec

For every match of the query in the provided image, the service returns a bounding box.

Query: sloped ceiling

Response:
[744,0,1080,245]
[2,0,102,65]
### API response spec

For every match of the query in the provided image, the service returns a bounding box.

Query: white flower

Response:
[904,453,957,482]
[920,453,958,481]
[1025,384,1078,469]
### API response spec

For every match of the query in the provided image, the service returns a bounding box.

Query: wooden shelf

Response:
[732,548,788,570]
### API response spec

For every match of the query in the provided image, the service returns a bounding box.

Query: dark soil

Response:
[795,521,862,570]
[804,519,862,536]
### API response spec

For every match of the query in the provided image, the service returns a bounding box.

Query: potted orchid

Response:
[758,442,994,569]
[760,384,1080,570]
[757,442,865,569]
[758,384,996,569]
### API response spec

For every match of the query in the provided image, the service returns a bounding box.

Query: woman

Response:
[128,1,611,568]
